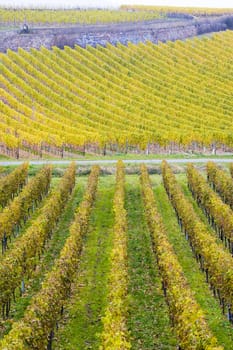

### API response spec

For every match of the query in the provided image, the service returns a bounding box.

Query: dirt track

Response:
[0,158,232,166]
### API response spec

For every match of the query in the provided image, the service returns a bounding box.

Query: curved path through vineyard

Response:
[0,158,232,166]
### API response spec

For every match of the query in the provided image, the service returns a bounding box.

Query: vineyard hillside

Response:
[1,4,233,349]
[1,30,233,159]
[0,5,233,350]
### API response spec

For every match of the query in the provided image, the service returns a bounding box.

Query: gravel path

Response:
[0,158,232,166]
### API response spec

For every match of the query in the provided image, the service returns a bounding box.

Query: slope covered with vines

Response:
[1,30,233,157]
[121,5,233,16]
[0,8,163,26]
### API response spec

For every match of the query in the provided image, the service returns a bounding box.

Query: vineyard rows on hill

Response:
[0,6,232,27]
[1,30,233,158]
[121,5,233,16]
[0,8,164,26]
[0,161,232,349]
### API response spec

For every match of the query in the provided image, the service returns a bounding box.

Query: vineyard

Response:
[0,6,233,26]
[1,1,233,348]
[0,161,232,349]
[121,5,233,16]
[1,30,233,158]
[0,8,164,26]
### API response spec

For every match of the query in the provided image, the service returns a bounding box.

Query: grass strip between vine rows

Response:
[187,163,233,253]
[99,160,130,350]
[54,175,115,349]
[140,164,222,350]
[162,160,233,324]
[125,174,177,350]
[0,165,100,350]
[0,163,28,209]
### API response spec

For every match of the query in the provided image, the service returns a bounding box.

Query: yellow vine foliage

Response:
[162,161,233,317]
[0,162,28,208]
[187,163,233,249]
[121,5,233,16]
[0,162,76,318]
[206,161,233,209]
[0,165,100,350]
[0,8,163,25]
[1,31,233,154]
[140,164,222,350]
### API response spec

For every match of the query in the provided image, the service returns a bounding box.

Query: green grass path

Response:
[54,176,115,350]
[152,175,233,349]
[125,175,177,350]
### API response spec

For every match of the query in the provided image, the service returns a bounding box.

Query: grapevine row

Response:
[100,160,130,350]
[0,162,76,318]
[0,165,51,252]
[0,163,28,208]
[140,164,221,350]
[162,161,233,322]
[230,164,233,179]
[0,165,100,350]
[187,163,233,253]
[206,161,233,209]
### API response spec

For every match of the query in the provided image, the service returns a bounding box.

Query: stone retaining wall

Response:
[0,15,232,52]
